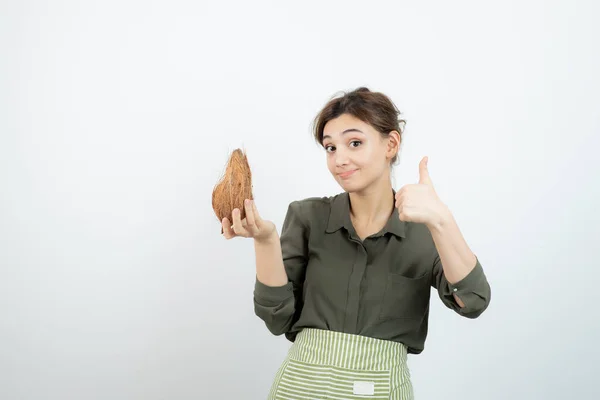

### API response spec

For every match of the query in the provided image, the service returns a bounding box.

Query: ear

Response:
[386,130,401,160]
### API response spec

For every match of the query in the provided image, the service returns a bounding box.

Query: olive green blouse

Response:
[253,191,491,354]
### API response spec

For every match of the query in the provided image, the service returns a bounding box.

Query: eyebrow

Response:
[322,128,364,140]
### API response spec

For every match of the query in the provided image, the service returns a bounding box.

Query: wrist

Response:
[254,230,279,246]
[427,204,452,233]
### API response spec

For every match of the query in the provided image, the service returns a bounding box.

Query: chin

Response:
[337,179,365,193]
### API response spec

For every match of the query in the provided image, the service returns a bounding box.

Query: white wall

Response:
[1,1,599,399]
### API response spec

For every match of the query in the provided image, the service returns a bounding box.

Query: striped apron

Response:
[268,328,413,400]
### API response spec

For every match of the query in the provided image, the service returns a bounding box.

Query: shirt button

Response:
[453,288,458,292]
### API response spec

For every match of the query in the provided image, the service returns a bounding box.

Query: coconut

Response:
[212,148,254,231]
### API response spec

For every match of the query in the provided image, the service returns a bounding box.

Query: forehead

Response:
[322,114,373,139]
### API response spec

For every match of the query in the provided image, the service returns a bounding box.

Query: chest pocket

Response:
[379,272,431,321]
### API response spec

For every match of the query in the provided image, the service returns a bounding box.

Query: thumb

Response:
[418,156,432,185]
[251,200,263,224]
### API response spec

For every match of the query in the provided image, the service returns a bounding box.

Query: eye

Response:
[324,144,336,153]
[350,140,362,148]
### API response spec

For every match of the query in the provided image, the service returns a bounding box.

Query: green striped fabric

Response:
[268,328,413,400]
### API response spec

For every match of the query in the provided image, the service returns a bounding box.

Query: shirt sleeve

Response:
[432,254,491,318]
[253,200,308,335]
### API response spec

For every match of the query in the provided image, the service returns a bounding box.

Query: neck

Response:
[348,176,394,226]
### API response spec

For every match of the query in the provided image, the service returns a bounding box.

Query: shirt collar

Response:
[325,190,406,238]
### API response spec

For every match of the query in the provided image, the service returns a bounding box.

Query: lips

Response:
[338,169,357,179]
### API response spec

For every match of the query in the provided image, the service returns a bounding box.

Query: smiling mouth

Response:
[338,169,357,179]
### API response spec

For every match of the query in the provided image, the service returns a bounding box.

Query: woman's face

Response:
[322,113,397,193]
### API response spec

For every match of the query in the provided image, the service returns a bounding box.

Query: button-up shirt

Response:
[253,191,491,354]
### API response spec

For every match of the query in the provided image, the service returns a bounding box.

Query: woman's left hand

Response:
[395,156,449,228]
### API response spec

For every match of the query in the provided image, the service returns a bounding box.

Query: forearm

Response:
[428,207,478,285]
[254,233,288,287]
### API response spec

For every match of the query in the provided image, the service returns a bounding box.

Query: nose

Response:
[334,148,349,167]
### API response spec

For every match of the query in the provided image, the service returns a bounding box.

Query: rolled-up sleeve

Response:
[253,201,308,335]
[433,255,491,318]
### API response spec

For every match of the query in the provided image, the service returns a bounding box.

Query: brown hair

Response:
[312,87,406,165]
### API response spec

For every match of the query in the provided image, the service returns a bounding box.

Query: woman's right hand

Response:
[221,199,277,243]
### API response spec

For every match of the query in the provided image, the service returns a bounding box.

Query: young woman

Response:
[221,87,491,399]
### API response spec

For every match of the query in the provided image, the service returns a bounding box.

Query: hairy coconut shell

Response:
[212,148,254,230]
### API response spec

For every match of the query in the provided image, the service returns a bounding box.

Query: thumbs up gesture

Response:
[395,156,449,228]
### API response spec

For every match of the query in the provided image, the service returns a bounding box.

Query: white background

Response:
[1,1,599,399]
